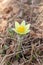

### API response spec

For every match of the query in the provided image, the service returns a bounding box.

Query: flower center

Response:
[17,26,25,33]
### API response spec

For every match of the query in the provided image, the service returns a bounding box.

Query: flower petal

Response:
[24,30,30,34]
[17,32,25,35]
[25,24,31,30]
[12,28,17,33]
[15,21,20,29]
[12,28,22,34]
[21,20,25,26]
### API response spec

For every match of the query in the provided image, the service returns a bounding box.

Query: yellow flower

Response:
[12,20,31,35]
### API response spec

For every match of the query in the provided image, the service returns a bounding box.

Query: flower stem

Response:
[17,35,23,51]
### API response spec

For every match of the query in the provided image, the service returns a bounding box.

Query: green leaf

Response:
[7,61,11,65]
[32,55,36,60]
[15,53,20,60]
[3,45,9,50]
[8,28,14,36]
[8,28,14,33]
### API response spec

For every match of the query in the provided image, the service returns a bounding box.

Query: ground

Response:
[0,0,43,65]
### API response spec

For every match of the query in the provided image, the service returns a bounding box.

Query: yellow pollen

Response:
[17,26,25,33]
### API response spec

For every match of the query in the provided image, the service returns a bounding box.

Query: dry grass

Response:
[0,0,43,65]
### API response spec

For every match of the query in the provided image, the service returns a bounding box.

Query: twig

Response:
[34,53,42,65]
[29,44,35,62]
[19,59,30,65]
[0,47,31,65]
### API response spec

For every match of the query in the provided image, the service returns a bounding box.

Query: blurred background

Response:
[0,0,43,65]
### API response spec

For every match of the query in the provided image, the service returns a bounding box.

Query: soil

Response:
[0,0,43,65]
